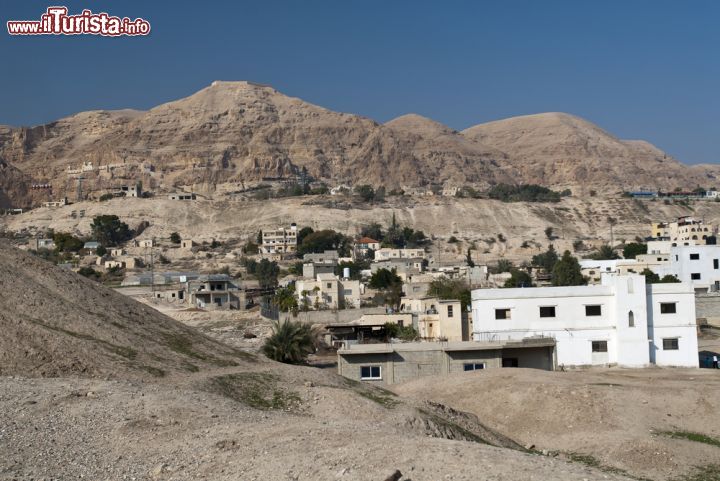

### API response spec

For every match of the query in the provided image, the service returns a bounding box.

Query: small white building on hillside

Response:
[471,275,698,368]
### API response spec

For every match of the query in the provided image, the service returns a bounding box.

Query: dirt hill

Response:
[1,82,717,208]
[395,367,720,481]
[0,241,246,380]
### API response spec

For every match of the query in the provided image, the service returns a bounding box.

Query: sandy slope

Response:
[394,367,720,481]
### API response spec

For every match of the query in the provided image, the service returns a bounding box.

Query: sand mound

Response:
[0,241,248,380]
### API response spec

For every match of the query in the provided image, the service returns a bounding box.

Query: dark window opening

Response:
[539,306,556,318]
[585,305,602,316]
[592,341,608,352]
[660,302,677,314]
[662,338,679,350]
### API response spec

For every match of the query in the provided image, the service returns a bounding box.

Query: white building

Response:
[656,245,720,293]
[471,274,698,368]
[296,273,362,309]
[374,248,425,261]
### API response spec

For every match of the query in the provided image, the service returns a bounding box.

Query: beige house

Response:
[261,224,298,255]
[296,273,362,309]
[652,216,717,244]
[400,297,466,342]
[180,239,196,249]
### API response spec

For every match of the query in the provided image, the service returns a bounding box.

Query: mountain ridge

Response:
[0,82,717,208]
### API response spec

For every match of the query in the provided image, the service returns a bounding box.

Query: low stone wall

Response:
[277,307,388,325]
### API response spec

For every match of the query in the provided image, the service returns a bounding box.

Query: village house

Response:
[133,239,154,248]
[374,247,426,261]
[653,245,720,293]
[29,238,55,250]
[371,257,425,281]
[651,216,717,245]
[261,224,298,256]
[302,250,338,278]
[295,273,362,309]
[337,337,556,385]
[324,312,414,349]
[353,237,381,259]
[168,192,197,200]
[400,297,467,342]
[83,241,100,253]
[187,274,245,310]
[42,197,69,208]
[180,239,196,249]
[471,274,699,368]
[110,248,126,257]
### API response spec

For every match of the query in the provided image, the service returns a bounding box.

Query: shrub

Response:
[170,232,181,244]
[263,319,316,364]
[488,184,563,203]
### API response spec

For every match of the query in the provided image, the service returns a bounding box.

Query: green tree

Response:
[298,229,349,256]
[427,277,471,310]
[532,245,559,272]
[504,269,534,288]
[53,232,84,253]
[641,268,680,284]
[552,250,585,286]
[255,259,280,288]
[360,223,383,242]
[623,242,647,259]
[297,226,314,245]
[354,184,375,202]
[170,232,181,244]
[262,319,315,364]
[369,268,402,289]
[273,285,299,314]
[544,227,554,239]
[383,322,419,341]
[90,215,131,247]
[78,266,100,279]
[95,245,107,257]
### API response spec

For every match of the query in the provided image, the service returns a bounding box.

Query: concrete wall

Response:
[290,307,387,324]
[696,293,720,326]
[338,344,554,385]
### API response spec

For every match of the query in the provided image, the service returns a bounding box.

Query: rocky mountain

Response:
[462,112,719,193]
[0,83,717,207]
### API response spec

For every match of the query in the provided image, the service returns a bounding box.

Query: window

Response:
[662,338,679,351]
[539,306,556,318]
[691,273,701,280]
[360,366,382,380]
[495,308,511,320]
[463,363,485,371]
[326,283,332,289]
[690,253,700,260]
[660,302,677,314]
[714,259,719,270]
[397,320,404,328]
[591,341,608,353]
[343,289,353,295]
[447,305,454,318]
[585,305,602,316]
[628,310,635,327]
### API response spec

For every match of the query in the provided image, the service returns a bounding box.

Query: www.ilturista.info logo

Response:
[7,6,150,36]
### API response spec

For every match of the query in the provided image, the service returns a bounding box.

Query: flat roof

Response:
[339,338,555,355]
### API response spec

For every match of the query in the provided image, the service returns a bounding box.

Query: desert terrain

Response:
[0,241,651,481]
[2,194,719,266]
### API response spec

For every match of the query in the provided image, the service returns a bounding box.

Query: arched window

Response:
[628,311,635,327]
[692,235,698,240]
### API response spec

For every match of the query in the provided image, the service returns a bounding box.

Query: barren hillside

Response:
[3,195,719,266]
[462,112,720,193]
[395,368,720,481]
[0,241,245,379]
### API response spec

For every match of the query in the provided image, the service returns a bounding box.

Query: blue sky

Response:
[2,0,718,164]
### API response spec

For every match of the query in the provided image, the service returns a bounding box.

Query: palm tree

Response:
[262,319,316,364]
